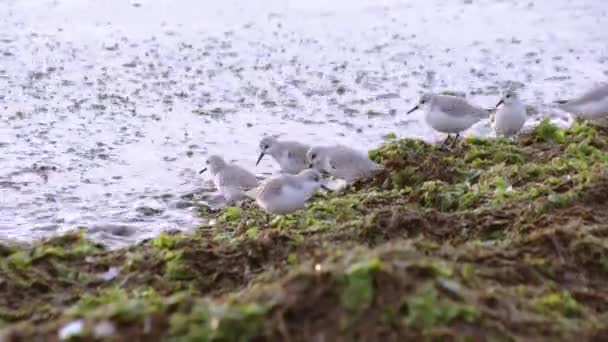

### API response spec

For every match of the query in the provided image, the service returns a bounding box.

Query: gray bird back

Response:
[255,176,286,201]
[219,164,259,189]
[283,141,310,161]
[433,95,489,119]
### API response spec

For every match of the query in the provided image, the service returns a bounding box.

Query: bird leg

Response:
[265,213,271,228]
[450,133,460,149]
[440,134,452,149]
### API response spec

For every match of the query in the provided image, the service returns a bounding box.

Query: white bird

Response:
[307,145,384,183]
[255,136,310,174]
[246,169,329,216]
[555,83,608,121]
[199,155,259,203]
[494,91,526,138]
[406,93,491,147]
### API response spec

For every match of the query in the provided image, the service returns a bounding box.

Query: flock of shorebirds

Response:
[199,83,608,219]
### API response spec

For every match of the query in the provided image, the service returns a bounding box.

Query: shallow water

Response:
[0,0,606,247]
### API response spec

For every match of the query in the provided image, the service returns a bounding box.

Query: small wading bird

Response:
[255,136,310,174]
[494,91,526,138]
[307,145,384,183]
[406,93,491,148]
[555,83,608,121]
[246,169,330,226]
[199,155,259,203]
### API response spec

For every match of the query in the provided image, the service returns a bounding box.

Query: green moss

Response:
[409,261,454,278]
[567,119,598,140]
[245,227,259,239]
[220,206,243,223]
[72,286,130,314]
[165,254,195,281]
[0,243,19,257]
[270,215,297,229]
[153,232,183,251]
[170,300,268,341]
[418,181,469,211]
[414,239,440,251]
[306,196,360,221]
[6,251,31,268]
[533,118,566,143]
[544,191,578,210]
[404,284,480,329]
[383,132,397,141]
[287,253,298,265]
[464,142,526,169]
[390,168,418,189]
[337,257,382,317]
[369,138,434,163]
[532,291,582,318]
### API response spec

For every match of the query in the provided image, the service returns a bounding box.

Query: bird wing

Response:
[284,141,311,164]
[434,95,489,118]
[250,176,285,201]
[327,146,382,174]
[564,84,608,106]
[328,147,364,168]
[220,165,259,190]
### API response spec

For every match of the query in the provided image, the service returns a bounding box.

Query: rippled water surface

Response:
[1,0,607,246]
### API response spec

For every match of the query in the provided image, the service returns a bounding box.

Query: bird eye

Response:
[506,94,512,98]
[311,153,317,160]
[263,144,269,149]
[206,160,209,164]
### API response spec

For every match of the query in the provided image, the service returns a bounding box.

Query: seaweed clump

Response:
[2,120,608,341]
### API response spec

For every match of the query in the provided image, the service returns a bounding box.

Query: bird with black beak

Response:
[255,136,310,174]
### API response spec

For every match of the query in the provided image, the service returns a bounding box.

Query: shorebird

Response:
[406,93,491,148]
[255,136,310,174]
[494,91,526,138]
[199,155,259,203]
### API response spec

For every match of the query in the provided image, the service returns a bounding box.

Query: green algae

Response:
[337,257,382,317]
[383,132,397,141]
[532,291,582,318]
[153,232,183,251]
[404,284,480,330]
[220,206,243,223]
[164,254,195,281]
[169,300,268,341]
[533,118,566,143]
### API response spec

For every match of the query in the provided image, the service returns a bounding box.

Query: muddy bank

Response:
[1,119,608,340]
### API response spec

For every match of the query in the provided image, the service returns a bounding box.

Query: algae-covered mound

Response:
[2,119,608,341]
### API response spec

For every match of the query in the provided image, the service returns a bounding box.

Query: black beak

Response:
[199,168,207,174]
[495,99,504,108]
[321,184,332,192]
[406,105,419,115]
[255,152,265,166]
